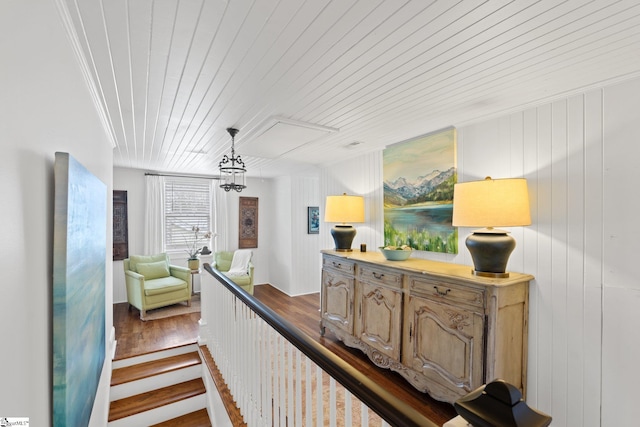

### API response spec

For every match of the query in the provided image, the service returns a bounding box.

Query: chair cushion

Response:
[144,276,188,296]
[137,261,170,280]
[223,272,251,287]
[215,251,234,272]
[129,253,169,273]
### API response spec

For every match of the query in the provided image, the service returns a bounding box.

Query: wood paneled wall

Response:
[320,152,386,256]
[600,78,640,426]
[319,76,640,426]
[290,175,322,296]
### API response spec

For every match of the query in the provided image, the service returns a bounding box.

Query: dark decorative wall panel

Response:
[113,190,128,260]
[239,197,258,248]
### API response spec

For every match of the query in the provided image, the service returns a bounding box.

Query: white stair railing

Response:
[199,264,438,427]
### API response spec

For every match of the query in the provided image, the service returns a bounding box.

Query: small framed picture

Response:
[307,206,319,234]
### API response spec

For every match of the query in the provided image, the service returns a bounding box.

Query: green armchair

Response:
[213,250,254,295]
[123,253,192,320]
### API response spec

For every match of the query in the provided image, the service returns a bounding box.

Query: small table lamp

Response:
[324,193,365,252]
[452,177,531,278]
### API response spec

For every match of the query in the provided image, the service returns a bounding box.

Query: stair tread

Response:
[150,408,212,427]
[111,351,202,386]
[108,378,206,422]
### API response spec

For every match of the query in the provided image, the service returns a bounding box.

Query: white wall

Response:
[290,175,322,296]
[319,76,640,426]
[601,78,640,426]
[0,0,114,424]
[267,173,323,296]
[270,176,294,294]
[320,151,389,258]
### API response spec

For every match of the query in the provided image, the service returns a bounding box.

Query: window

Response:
[164,177,212,253]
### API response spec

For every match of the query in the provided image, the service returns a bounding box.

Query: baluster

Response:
[287,342,294,425]
[316,365,323,427]
[227,296,234,397]
[235,298,241,400]
[239,303,246,418]
[295,348,302,426]
[279,334,286,427]
[249,307,257,424]
[305,358,312,427]
[220,292,228,389]
[253,312,264,425]
[273,333,280,427]
[345,389,352,427]
[245,312,252,421]
[248,314,257,425]
[246,304,254,422]
[257,319,265,425]
[329,377,337,427]
[231,297,238,399]
[360,402,368,426]
[227,294,234,391]
[264,327,274,426]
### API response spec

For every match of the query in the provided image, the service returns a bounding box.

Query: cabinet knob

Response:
[434,286,451,296]
[373,272,385,280]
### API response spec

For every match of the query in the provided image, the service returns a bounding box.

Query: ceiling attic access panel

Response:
[239,117,338,159]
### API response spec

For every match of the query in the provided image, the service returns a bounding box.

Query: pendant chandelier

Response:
[218,127,246,192]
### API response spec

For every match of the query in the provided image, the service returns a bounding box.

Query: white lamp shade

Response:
[452,178,531,228]
[324,194,365,223]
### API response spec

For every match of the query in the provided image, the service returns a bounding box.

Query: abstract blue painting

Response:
[53,152,106,427]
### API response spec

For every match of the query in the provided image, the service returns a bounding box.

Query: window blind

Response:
[164,177,212,253]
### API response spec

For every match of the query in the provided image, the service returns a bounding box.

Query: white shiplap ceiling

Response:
[58,0,640,178]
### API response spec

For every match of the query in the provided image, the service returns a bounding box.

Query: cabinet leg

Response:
[319,320,326,336]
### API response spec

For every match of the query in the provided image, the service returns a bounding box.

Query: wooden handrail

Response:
[203,263,439,427]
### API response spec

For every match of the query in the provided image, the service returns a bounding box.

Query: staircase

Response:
[108,344,212,427]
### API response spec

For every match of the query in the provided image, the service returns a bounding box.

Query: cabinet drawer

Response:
[408,276,484,309]
[323,256,355,276]
[358,265,402,289]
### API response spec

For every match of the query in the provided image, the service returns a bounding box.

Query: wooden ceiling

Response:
[58,0,640,178]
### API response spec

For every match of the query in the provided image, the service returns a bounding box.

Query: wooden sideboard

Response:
[320,250,532,404]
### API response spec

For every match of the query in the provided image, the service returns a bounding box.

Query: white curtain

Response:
[213,183,229,252]
[144,175,165,254]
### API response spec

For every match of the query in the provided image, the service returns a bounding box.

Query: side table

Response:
[190,268,200,295]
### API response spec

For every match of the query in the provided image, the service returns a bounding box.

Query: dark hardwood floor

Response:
[113,302,200,360]
[113,284,457,424]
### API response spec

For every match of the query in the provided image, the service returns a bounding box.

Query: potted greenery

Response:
[185,226,212,270]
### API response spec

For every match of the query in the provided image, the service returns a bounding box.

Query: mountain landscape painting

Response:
[383,127,457,254]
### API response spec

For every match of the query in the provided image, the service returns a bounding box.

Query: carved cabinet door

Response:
[321,269,355,335]
[355,281,403,361]
[403,294,485,397]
